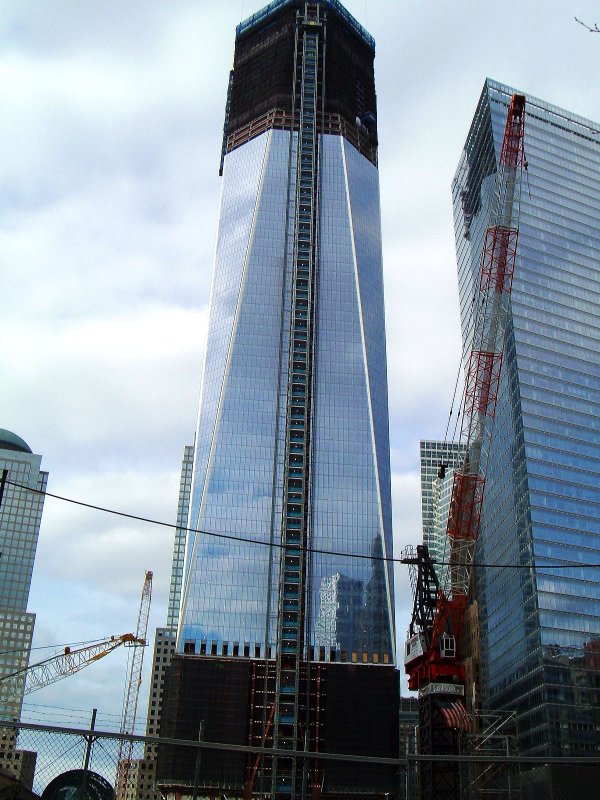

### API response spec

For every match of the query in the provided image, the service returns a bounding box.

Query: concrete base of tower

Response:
[155,654,400,799]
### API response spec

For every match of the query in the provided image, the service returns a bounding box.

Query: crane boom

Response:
[438,92,525,662]
[405,94,526,800]
[0,633,144,704]
[116,570,153,800]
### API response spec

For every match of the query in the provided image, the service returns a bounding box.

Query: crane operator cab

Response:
[439,632,456,659]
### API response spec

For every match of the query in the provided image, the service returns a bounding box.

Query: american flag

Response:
[437,700,472,732]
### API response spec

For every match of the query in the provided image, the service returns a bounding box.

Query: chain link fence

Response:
[1,722,144,797]
[1,721,598,800]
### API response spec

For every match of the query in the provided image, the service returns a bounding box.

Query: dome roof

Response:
[0,429,33,454]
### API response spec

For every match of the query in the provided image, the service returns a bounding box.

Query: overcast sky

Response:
[2,0,600,729]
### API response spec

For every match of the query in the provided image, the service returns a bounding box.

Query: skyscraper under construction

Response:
[158,2,398,798]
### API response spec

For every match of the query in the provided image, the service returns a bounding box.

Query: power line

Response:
[6,478,600,571]
[22,701,123,719]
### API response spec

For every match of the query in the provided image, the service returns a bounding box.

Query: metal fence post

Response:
[80,708,97,799]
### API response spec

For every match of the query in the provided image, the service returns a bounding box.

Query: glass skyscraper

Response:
[177,0,395,668]
[167,444,194,632]
[419,440,465,590]
[0,429,46,718]
[453,80,600,780]
[0,428,46,787]
[123,445,195,800]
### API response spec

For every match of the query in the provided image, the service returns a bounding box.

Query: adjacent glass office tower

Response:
[453,80,600,765]
[0,429,46,787]
[419,440,465,590]
[0,430,46,720]
[178,0,395,666]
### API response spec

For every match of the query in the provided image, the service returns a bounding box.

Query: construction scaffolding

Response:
[458,711,521,800]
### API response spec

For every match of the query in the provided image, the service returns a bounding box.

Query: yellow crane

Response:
[0,633,145,704]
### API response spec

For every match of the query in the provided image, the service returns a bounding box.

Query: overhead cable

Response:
[5,478,600,571]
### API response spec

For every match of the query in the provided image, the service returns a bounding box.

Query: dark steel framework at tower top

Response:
[236,0,375,49]
[219,0,379,174]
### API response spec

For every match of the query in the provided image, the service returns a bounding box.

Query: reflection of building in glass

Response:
[315,573,363,654]
[454,80,600,794]
[177,0,395,666]
[419,440,465,589]
[363,536,394,657]
[0,429,46,787]
[315,538,392,658]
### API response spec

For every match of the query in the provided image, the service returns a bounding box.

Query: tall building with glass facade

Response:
[177,0,395,666]
[158,5,398,796]
[419,440,465,589]
[0,429,46,787]
[453,80,600,790]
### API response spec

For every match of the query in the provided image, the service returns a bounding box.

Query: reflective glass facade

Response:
[0,430,46,724]
[419,440,465,590]
[166,444,194,631]
[178,127,395,663]
[453,80,600,760]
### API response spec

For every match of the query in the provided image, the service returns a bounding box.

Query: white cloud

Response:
[2,306,206,464]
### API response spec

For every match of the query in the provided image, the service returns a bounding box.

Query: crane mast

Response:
[405,94,526,800]
[116,570,153,800]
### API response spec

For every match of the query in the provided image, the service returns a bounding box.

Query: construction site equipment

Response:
[0,633,145,707]
[459,710,521,799]
[115,570,153,800]
[404,93,526,800]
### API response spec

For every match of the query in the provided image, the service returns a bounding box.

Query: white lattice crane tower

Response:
[116,570,153,800]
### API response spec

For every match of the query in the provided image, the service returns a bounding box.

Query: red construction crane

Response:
[115,570,153,800]
[404,94,526,800]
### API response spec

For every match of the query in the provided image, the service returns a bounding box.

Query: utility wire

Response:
[5,479,600,571]
[22,702,123,719]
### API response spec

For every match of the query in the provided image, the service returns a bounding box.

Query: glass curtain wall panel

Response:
[178,127,395,663]
[0,430,46,726]
[453,79,600,760]
[419,440,466,589]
